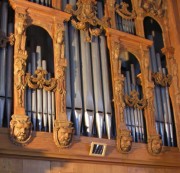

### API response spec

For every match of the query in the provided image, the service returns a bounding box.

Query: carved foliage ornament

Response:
[10,115,32,145]
[0,30,15,48]
[53,120,74,148]
[141,0,164,17]
[65,0,110,42]
[124,90,147,109]
[148,135,162,155]
[26,68,57,92]
[116,129,132,153]
[152,72,172,87]
[115,2,136,20]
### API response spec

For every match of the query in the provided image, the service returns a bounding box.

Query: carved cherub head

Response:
[54,121,74,148]
[10,115,32,145]
[148,135,162,155]
[117,129,132,153]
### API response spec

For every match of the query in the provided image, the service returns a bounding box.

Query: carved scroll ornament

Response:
[116,129,132,153]
[26,68,57,92]
[148,135,162,155]
[152,72,172,87]
[124,90,147,109]
[0,30,15,48]
[53,120,74,148]
[10,115,32,145]
[65,0,110,42]
[115,2,136,20]
[141,0,164,17]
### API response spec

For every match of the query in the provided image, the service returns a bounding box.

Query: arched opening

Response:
[144,17,176,146]
[25,25,55,132]
[121,52,146,143]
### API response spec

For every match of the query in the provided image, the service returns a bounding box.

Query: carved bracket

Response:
[141,0,164,17]
[148,135,162,155]
[152,72,172,87]
[0,30,15,48]
[124,90,147,109]
[65,0,110,42]
[116,129,132,153]
[53,120,74,148]
[115,2,136,20]
[10,114,32,146]
[26,68,57,91]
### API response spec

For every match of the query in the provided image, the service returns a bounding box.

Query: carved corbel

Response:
[141,0,164,17]
[116,129,132,153]
[10,114,32,146]
[65,0,110,42]
[148,135,162,155]
[53,120,74,148]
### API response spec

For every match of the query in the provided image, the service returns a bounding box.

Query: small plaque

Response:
[89,142,107,157]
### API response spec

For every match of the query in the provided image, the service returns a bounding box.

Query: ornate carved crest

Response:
[10,114,32,145]
[53,120,74,148]
[124,90,147,109]
[115,2,136,20]
[148,135,162,155]
[0,30,15,48]
[152,72,172,87]
[141,0,164,17]
[65,0,110,42]
[26,68,57,91]
[116,129,132,153]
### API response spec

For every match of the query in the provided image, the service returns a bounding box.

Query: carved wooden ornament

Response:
[148,135,162,155]
[65,0,109,42]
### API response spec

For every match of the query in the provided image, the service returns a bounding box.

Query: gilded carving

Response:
[10,115,32,145]
[116,129,132,153]
[15,12,27,50]
[141,0,164,17]
[148,135,162,155]
[53,120,74,148]
[0,31,15,48]
[65,0,110,42]
[115,2,136,20]
[124,90,147,109]
[152,72,172,87]
[26,68,57,91]
[114,75,125,122]
[15,50,28,106]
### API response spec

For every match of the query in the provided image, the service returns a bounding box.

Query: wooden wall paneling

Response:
[0,158,23,173]
[23,159,51,173]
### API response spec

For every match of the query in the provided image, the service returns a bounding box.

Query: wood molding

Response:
[0,128,180,168]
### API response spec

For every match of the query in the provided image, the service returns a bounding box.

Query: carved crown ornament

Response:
[152,72,172,87]
[0,30,15,48]
[115,2,136,20]
[65,0,110,42]
[124,90,147,110]
[141,0,165,17]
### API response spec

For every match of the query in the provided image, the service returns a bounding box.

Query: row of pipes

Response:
[0,0,176,145]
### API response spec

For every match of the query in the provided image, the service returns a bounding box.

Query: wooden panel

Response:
[0,158,23,173]
[23,159,50,173]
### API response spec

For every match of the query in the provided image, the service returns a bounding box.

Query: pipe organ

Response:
[0,0,180,168]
